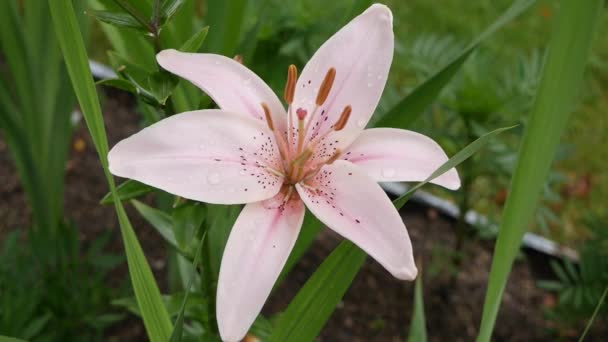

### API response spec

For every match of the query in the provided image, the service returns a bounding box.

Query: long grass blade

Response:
[578,286,608,342]
[48,1,173,340]
[476,1,601,341]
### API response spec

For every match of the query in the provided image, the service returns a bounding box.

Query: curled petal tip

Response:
[156,48,179,65]
[393,265,418,281]
[368,3,393,25]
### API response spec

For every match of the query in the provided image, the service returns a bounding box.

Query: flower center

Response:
[260,65,353,186]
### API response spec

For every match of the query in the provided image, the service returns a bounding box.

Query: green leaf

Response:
[408,276,427,342]
[132,200,180,251]
[394,125,516,208]
[147,72,179,105]
[87,9,147,31]
[111,0,153,32]
[113,292,208,318]
[160,0,186,26]
[205,0,248,56]
[97,78,139,94]
[268,241,367,342]
[0,336,28,342]
[100,179,154,204]
[170,231,206,342]
[48,1,173,341]
[477,2,601,341]
[269,123,513,341]
[179,26,210,53]
[373,0,536,129]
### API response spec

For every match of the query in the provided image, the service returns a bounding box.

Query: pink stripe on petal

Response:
[217,196,305,341]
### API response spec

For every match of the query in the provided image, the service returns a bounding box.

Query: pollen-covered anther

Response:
[284,64,298,104]
[261,102,274,131]
[316,67,336,106]
[233,55,244,64]
[333,105,352,131]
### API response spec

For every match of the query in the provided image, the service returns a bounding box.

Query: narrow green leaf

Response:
[0,336,28,342]
[268,241,367,342]
[373,0,536,129]
[161,0,187,25]
[579,286,608,342]
[408,275,427,342]
[477,2,601,341]
[180,26,210,53]
[132,200,180,250]
[394,125,516,208]
[111,0,154,32]
[205,0,247,56]
[113,292,208,318]
[170,231,206,342]
[100,179,154,204]
[48,1,173,341]
[96,78,138,96]
[86,10,147,31]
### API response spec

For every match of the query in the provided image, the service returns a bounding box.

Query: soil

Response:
[1,88,605,341]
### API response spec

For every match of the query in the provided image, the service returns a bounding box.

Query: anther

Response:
[261,103,274,131]
[316,67,336,106]
[333,105,352,131]
[284,64,298,104]
[233,55,244,64]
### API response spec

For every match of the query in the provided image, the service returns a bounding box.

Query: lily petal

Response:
[217,195,305,342]
[343,128,461,190]
[108,109,284,204]
[157,49,287,132]
[296,160,417,280]
[291,4,394,151]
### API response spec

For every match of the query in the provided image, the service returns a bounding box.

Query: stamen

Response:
[316,67,336,106]
[296,108,307,153]
[333,105,352,131]
[233,55,244,64]
[284,64,298,104]
[261,102,274,131]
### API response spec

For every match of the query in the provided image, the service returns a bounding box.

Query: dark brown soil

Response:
[1,88,605,341]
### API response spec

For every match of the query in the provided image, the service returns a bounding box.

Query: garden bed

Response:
[1,88,604,341]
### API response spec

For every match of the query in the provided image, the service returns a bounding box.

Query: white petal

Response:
[108,110,284,204]
[343,128,461,189]
[217,196,305,341]
[296,160,417,280]
[291,4,394,152]
[157,49,287,132]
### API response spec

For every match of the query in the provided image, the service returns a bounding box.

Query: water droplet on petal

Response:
[377,75,383,80]
[367,72,373,77]
[381,168,396,178]
[239,169,246,175]
[198,144,206,150]
[207,173,221,185]
[367,82,373,87]
[357,119,366,128]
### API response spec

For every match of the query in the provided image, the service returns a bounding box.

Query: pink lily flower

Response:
[108,4,459,341]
